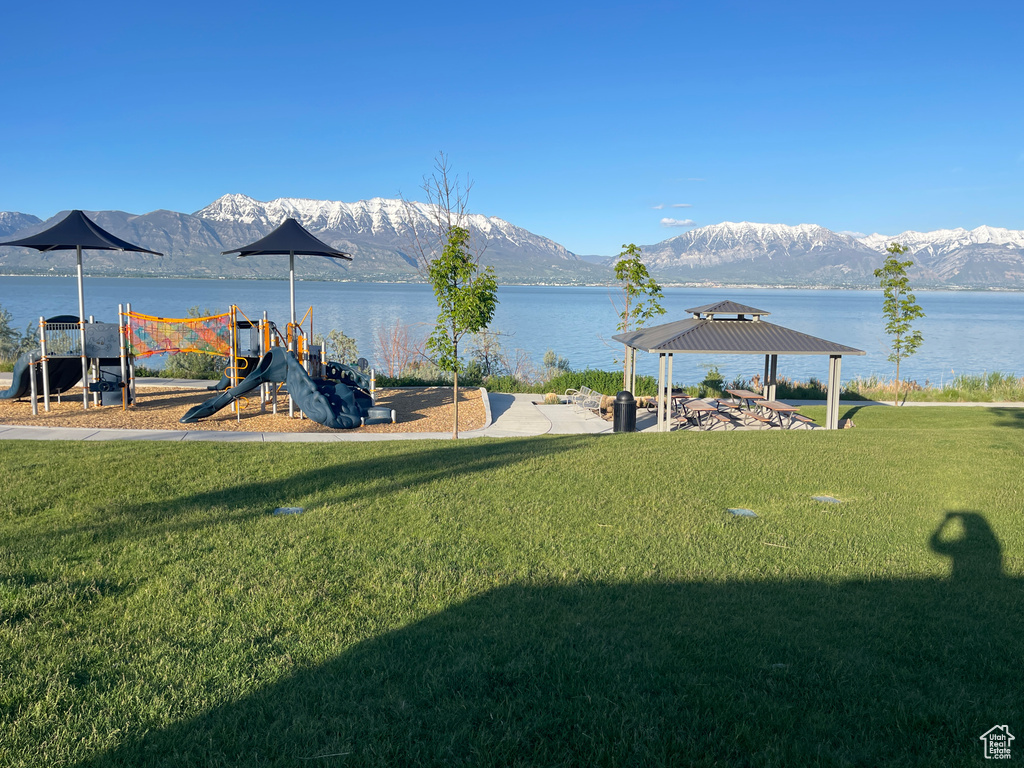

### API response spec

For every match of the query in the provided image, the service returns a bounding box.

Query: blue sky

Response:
[2,0,1021,255]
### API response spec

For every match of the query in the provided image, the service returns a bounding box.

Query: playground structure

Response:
[2,304,394,430]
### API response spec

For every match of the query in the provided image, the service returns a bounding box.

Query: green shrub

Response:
[540,370,658,397]
[163,352,227,380]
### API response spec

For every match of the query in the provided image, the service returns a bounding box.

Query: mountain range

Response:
[0,195,1022,289]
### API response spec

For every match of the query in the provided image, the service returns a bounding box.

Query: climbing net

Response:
[124,311,233,359]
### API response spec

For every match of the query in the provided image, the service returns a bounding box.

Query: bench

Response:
[790,413,817,429]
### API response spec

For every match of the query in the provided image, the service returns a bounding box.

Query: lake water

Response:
[1,275,1020,387]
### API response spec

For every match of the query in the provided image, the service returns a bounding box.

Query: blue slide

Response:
[180,347,394,429]
[0,315,85,400]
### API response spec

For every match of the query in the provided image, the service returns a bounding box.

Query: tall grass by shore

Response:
[843,371,1024,402]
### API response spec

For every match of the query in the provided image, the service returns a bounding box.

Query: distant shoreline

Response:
[0,272,1017,292]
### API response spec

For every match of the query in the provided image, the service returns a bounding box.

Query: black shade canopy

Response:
[0,209,163,255]
[222,218,352,259]
[0,209,163,411]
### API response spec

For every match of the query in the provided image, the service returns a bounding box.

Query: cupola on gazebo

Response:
[612,301,865,430]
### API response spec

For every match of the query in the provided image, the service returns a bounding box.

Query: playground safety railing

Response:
[42,323,82,357]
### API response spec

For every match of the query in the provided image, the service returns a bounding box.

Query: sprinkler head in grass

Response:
[727,508,757,517]
[273,507,304,515]
[811,496,841,504]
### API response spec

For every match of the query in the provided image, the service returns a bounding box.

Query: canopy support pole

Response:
[39,316,50,412]
[826,355,842,430]
[289,250,296,350]
[76,245,88,410]
[768,354,778,401]
[289,251,296,418]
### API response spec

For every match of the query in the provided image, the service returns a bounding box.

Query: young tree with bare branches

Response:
[373,320,426,378]
[407,153,498,438]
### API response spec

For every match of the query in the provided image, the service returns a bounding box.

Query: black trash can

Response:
[613,390,637,433]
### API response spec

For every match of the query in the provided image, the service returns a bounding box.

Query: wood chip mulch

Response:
[0,386,485,434]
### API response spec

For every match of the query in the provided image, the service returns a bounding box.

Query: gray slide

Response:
[180,347,394,429]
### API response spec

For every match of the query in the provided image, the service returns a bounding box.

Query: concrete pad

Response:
[537,404,612,434]
[479,394,550,436]
[728,508,757,517]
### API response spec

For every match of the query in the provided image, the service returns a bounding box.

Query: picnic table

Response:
[725,389,765,410]
[678,399,720,430]
[753,399,802,428]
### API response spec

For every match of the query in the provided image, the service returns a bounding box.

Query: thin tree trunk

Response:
[895,357,900,407]
[452,369,459,439]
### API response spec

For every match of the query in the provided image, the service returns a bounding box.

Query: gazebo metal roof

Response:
[612,317,864,357]
[684,300,770,318]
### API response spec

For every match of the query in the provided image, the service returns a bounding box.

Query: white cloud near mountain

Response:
[652,204,664,210]
[671,203,692,208]
[661,217,696,227]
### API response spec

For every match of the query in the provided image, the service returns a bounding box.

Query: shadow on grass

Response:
[10,436,595,548]
[73,511,1022,768]
[839,404,870,422]
[990,407,1024,429]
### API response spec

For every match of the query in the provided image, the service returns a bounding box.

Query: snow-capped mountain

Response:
[3,198,1023,287]
[636,222,884,285]
[0,195,602,284]
[858,226,1024,285]
[0,212,42,238]
[859,226,1024,253]
[193,194,584,280]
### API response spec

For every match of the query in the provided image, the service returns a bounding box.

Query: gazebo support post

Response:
[761,354,778,400]
[656,353,664,431]
[826,355,842,430]
[663,354,671,428]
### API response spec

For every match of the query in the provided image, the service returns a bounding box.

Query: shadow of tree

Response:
[990,407,1024,430]
[6,436,595,550]
[72,511,1021,767]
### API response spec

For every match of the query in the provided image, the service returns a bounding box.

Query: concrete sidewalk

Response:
[0,389,615,442]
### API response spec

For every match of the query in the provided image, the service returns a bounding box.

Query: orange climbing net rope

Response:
[124,310,233,359]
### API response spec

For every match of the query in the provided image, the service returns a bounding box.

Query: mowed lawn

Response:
[1,406,1022,767]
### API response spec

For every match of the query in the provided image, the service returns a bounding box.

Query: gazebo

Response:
[612,301,865,431]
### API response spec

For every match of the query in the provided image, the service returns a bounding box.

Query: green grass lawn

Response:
[1,406,1022,767]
